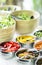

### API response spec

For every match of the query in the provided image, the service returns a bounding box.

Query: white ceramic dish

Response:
[11,10,40,34]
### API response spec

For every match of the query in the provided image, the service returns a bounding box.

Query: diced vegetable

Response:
[17,13,34,20]
[34,41,42,50]
[34,30,42,38]
[0,41,20,52]
[0,15,15,29]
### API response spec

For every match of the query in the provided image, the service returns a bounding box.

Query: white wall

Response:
[23,0,33,10]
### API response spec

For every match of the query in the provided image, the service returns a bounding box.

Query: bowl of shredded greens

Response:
[11,10,40,34]
[34,30,42,39]
[0,15,16,43]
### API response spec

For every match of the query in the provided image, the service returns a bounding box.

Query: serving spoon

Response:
[12,15,22,20]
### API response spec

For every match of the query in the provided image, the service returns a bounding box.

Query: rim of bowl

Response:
[11,10,40,21]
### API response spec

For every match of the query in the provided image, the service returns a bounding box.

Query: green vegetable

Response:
[0,15,15,29]
[17,13,34,20]
[34,30,42,38]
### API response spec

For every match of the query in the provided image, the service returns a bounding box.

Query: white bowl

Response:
[11,10,40,34]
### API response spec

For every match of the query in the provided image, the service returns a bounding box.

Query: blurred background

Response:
[0,0,42,25]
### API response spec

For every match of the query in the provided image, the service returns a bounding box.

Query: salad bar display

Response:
[0,10,42,65]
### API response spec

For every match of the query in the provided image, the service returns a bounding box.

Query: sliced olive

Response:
[26,40,30,41]
[22,37,24,39]
[30,16,34,19]
[19,37,20,39]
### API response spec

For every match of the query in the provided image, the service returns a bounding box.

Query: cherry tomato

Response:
[16,44,20,48]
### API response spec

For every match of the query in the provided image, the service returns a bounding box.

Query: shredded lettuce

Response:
[17,13,30,20]
[0,15,15,29]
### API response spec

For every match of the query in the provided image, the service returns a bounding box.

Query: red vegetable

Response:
[1,41,20,52]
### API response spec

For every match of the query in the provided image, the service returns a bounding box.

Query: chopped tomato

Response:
[1,41,20,52]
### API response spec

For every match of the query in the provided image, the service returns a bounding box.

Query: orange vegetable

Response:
[35,41,42,50]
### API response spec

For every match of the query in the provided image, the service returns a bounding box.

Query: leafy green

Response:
[34,31,42,38]
[0,15,15,29]
[17,13,31,20]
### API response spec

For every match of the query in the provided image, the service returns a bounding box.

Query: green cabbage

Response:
[0,15,15,29]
